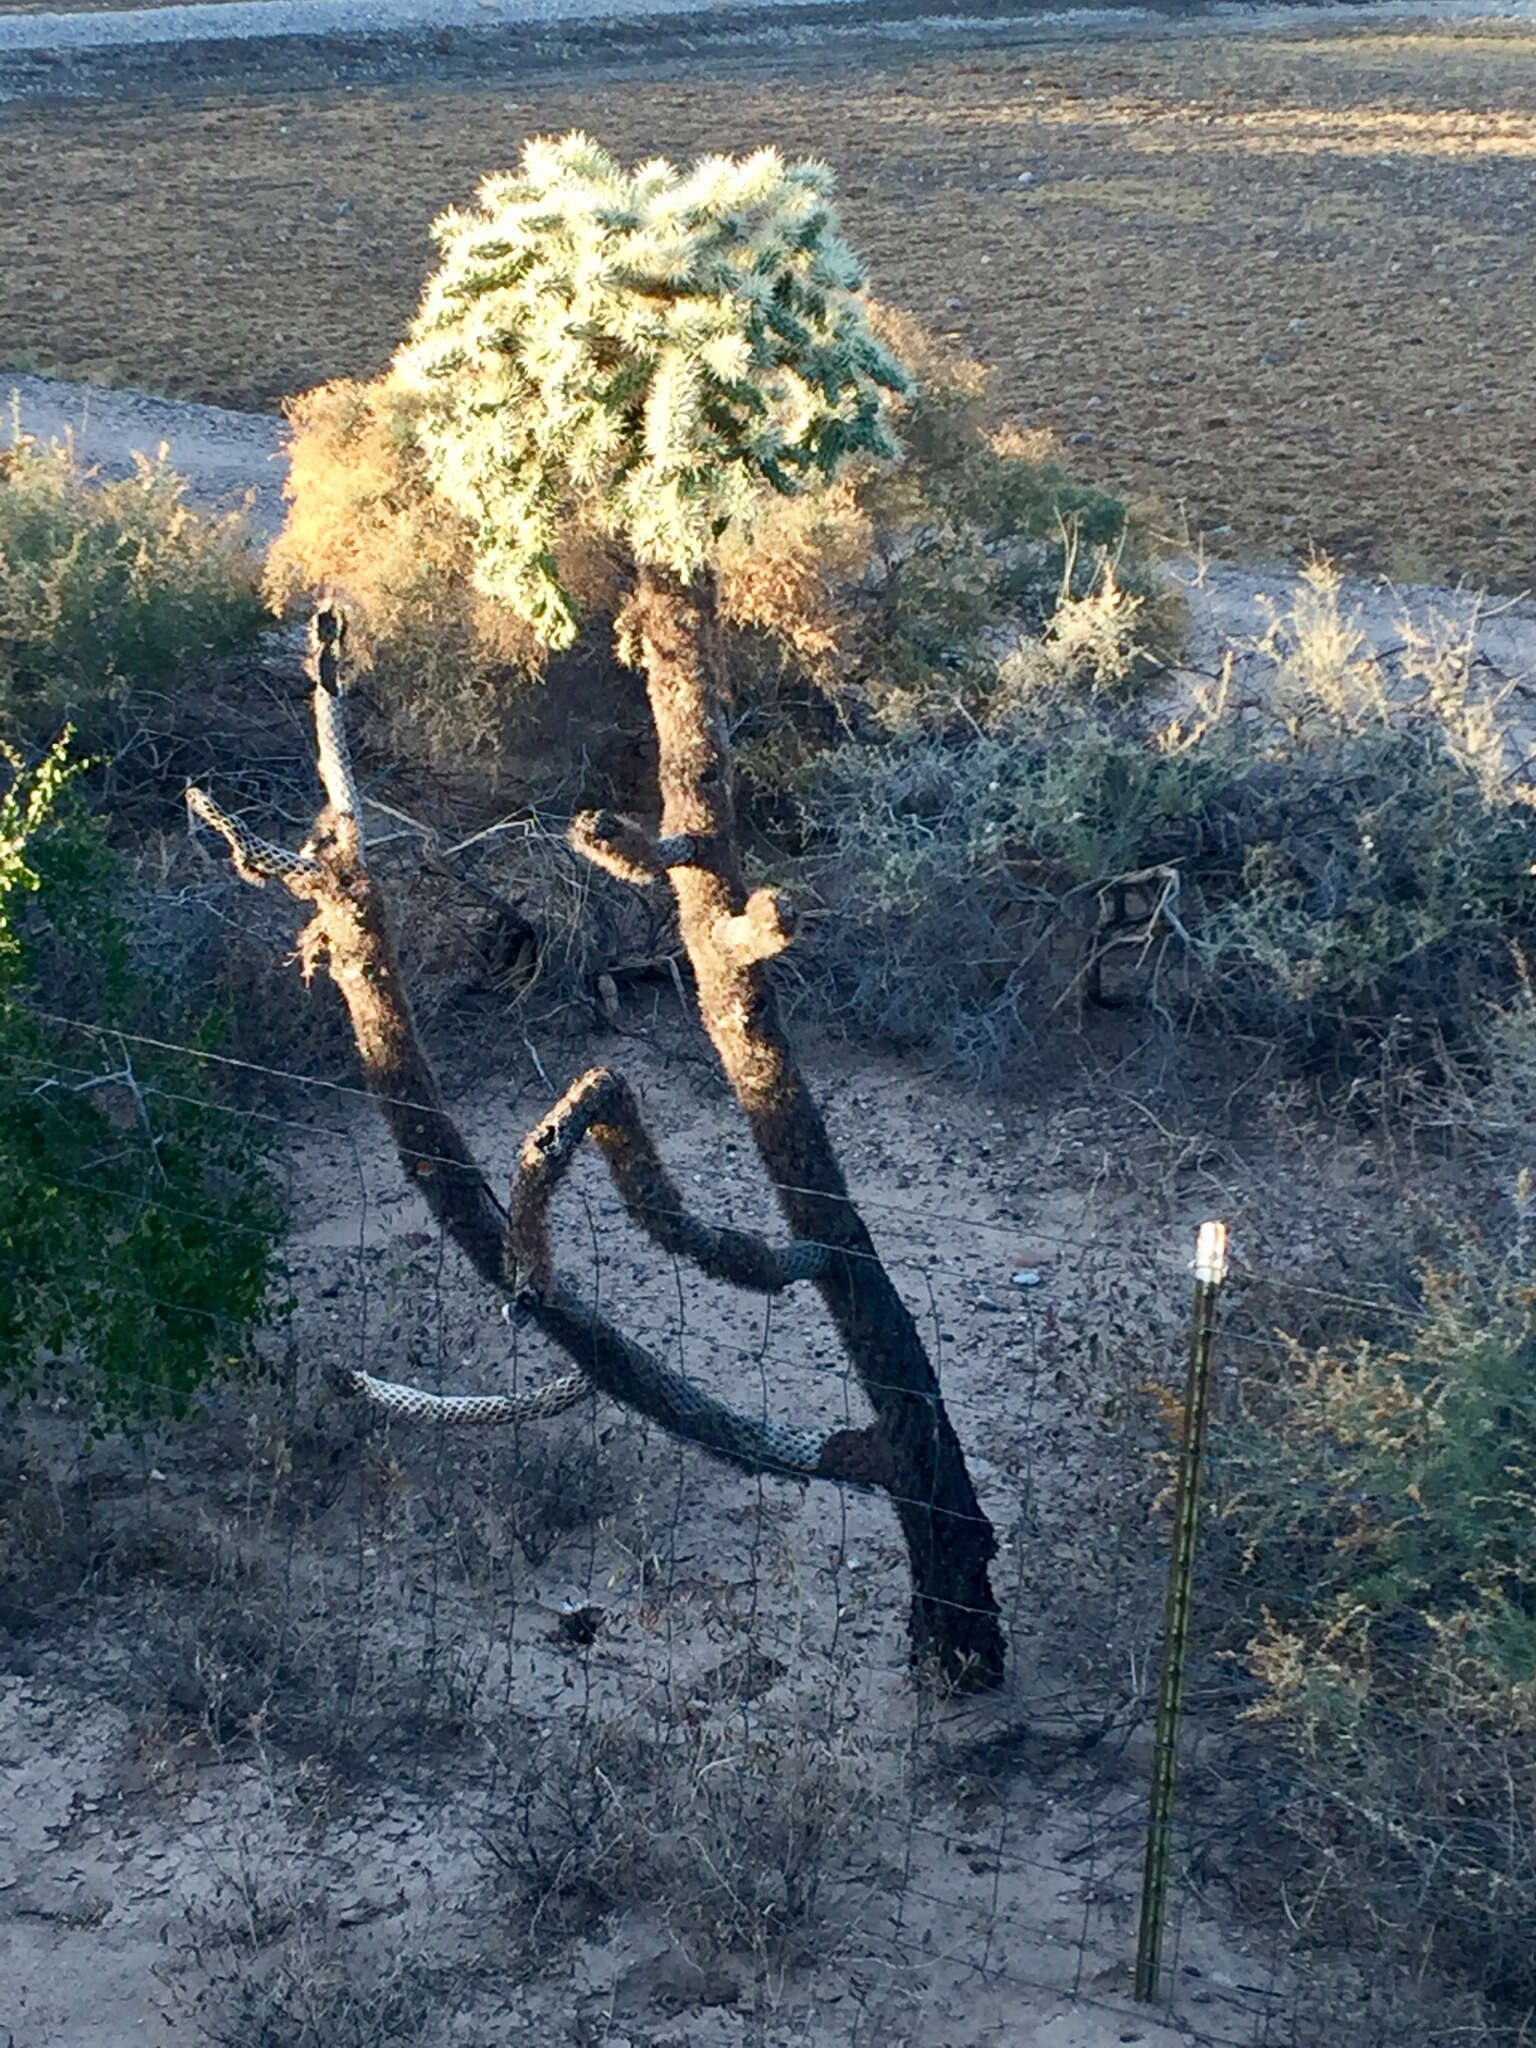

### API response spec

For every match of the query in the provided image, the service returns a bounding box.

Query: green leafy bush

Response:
[1228,1263,1536,1688]
[0,421,266,746]
[0,736,283,1423]
[1216,1253,1536,2003]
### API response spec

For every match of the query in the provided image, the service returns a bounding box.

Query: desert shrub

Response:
[0,736,283,1423]
[189,1942,450,2048]
[0,422,266,747]
[481,1685,875,1964]
[265,306,1146,781]
[1215,1252,1536,2005]
[265,375,616,768]
[793,562,1536,1105]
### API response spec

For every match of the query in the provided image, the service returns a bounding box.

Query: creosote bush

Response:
[793,562,1536,1108]
[1216,1247,1536,2007]
[0,420,266,747]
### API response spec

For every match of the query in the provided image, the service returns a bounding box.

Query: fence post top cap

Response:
[1195,1219,1229,1286]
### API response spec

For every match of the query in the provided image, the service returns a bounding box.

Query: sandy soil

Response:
[3,14,1536,588]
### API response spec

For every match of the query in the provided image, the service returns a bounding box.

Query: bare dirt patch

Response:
[4,16,1535,586]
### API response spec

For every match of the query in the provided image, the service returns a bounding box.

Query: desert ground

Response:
[3,4,1536,2045]
[6,993,1443,2048]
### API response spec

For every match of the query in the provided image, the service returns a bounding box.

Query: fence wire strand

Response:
[4,1000,1515,2048]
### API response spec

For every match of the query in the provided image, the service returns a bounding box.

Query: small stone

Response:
[553,1603,603,1647]
[1010,1269,1044,1288]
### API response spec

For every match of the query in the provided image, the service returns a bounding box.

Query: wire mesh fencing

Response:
[0,1008,1522,2048]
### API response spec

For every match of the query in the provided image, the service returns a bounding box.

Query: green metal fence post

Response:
[1134,1219,1229,2005]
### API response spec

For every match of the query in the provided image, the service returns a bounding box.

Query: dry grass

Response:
[3,22,1535,584]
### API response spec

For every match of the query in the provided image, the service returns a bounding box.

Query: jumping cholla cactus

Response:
[393,132,911,648]
[397,134,1003,1686]
[203,139,1004,1685]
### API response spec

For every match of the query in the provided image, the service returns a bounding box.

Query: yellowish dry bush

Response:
[715,474,873,677]
[266,377,625,762]
[265,304,1145,777]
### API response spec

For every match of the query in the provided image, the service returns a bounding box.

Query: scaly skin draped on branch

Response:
[632,560,1005,1687]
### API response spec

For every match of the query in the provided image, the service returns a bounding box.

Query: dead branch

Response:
[508,1065,829,1298]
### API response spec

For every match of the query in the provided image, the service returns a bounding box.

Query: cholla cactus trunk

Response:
[633,559,1005,1686]
[303,852,511,1280]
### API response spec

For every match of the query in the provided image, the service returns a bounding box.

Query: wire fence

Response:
[1,1007,1519,2048]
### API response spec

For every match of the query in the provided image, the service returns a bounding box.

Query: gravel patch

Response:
[2,0,1531,57]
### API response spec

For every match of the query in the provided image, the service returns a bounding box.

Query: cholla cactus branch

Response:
[712,888,798,965]
[525,1285,889,1486]
[509,1064,829,1297]
[393,134,909,650]
[193,606,510,1282]
[568,808,697,885]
